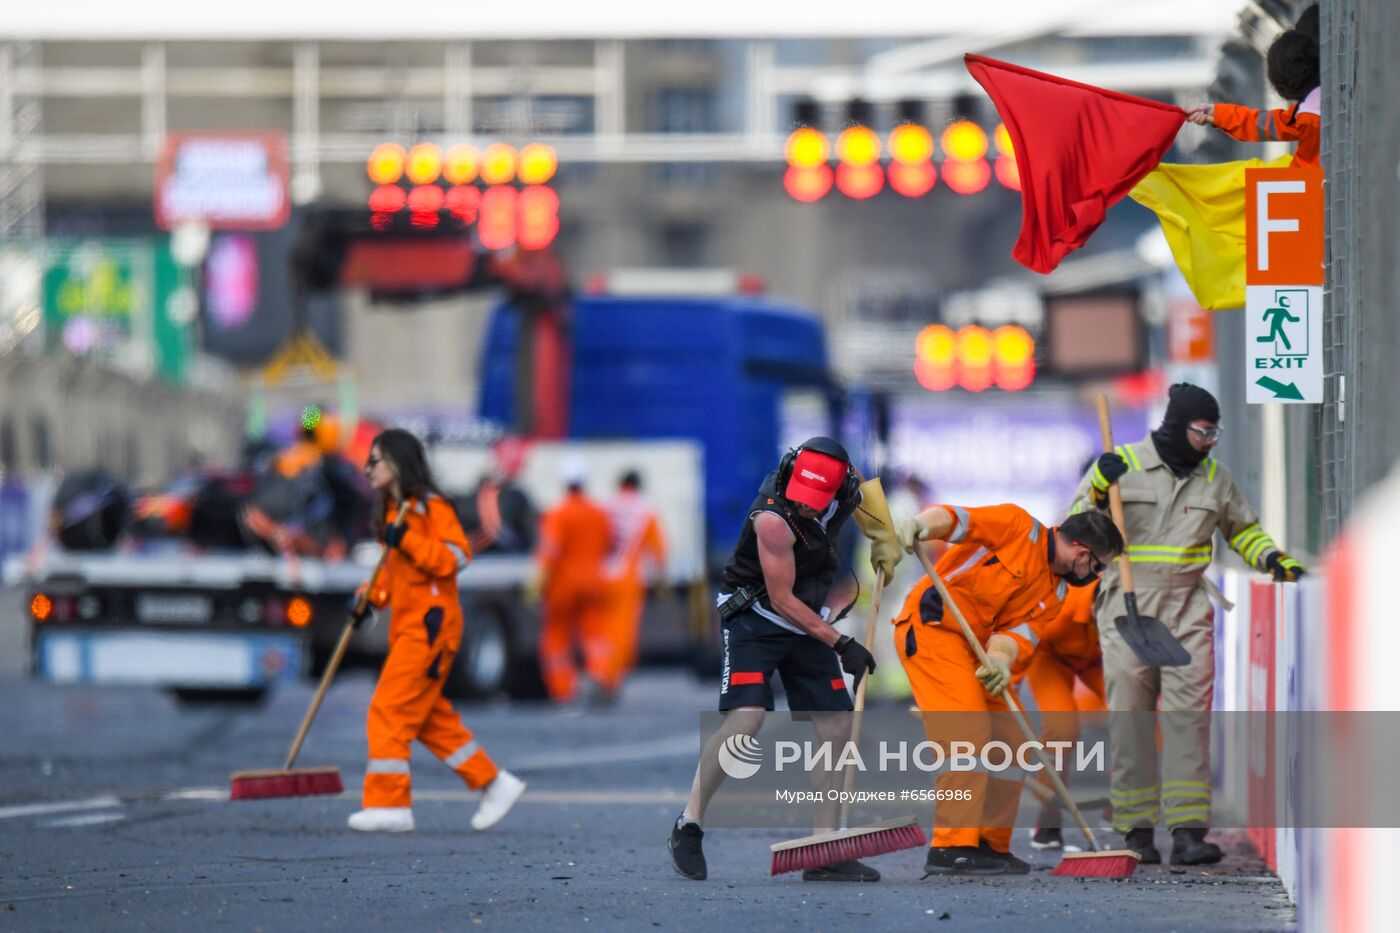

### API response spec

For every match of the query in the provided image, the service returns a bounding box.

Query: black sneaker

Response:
[1124,828,1162,865]
[669,817,707,880]
[1170,828,1223,866]
[978,840,1030,874]
[1030,827,1063,850]
[922,845,1008,877]
[803,859,881,882]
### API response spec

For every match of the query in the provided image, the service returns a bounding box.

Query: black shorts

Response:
[719,610,853,712]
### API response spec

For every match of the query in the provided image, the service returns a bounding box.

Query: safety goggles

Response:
[1188,424,1223,442]
[1074,542,1110,575]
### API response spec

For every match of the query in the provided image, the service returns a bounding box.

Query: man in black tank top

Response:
[668,437,902,884]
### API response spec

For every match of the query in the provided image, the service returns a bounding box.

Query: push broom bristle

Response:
[1049,849,1141,879]
[229,767,344,801]
[771,818,926,875]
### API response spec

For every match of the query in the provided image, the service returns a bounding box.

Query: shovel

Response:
[1096,395,1191,668]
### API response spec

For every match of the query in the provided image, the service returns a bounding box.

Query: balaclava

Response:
[1151,383,1220,479]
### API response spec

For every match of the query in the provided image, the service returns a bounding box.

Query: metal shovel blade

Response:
[1114,593,1191,667]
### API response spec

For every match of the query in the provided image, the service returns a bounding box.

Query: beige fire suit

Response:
[1069,438,1283,832]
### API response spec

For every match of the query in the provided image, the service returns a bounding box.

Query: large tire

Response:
[445,606,511,699]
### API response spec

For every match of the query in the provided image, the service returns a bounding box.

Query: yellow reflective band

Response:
[1165,801,1212,813]
[1206,459,1217,483]
[1110,787,1161,803]
[1127,544,1212,564]
[1246,538,1276,564]
[1232,534,1265,554]
[1120,444,1142,472]
[1129,555,1212,564]
[1230,524,1262,548]
[1112,810,1161,828]
[1163,780,1212,791]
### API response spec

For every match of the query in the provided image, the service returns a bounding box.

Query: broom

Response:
[771,479,927,875]
[911,545,1140,879]
[230,503,408,801]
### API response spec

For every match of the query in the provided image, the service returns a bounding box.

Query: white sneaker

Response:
[347,807,415,832]
[471,770,526,831]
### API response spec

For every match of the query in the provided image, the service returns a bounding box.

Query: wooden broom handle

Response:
[839,570,885,823]
[283,503,409,770]
[1095,394,1136,595]
[912,545,1103,852]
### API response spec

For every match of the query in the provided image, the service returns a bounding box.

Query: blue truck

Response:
[477,291,844,570]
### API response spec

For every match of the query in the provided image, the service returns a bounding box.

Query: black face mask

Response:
[1151,383,1221,479]
[1063,570,1100,588]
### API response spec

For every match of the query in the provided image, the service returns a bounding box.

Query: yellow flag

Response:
[1129,155,1292,310]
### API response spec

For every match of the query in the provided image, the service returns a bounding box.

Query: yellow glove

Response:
[975,654,1012,696]
[851,498,902,582]
[868,539,902,583]
[896,517,931,553]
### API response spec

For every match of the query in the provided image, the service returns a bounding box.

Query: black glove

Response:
[384,523,407,549]
[1092,452,1129,491]
[1266,551,1307,582]
[834,634,876,688]
[348,593,374,629]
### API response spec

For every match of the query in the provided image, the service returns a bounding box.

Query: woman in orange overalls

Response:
[347,428,525,833]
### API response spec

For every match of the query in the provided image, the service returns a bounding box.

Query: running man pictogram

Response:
[1257,295,1300,351]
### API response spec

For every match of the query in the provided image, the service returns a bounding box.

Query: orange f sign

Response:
[1245,167,1324,287]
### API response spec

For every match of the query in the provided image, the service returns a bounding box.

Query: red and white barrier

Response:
[1213,462,1400,931]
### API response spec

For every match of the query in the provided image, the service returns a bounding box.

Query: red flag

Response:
[965,53,1186,274]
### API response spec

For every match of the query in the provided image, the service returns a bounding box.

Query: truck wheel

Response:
[505,652,548,701]
[446,608,510,699]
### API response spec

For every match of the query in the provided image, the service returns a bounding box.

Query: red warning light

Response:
[914,324,957,392]
[368,184,407,214]
[889,161,937,198]
[518,185,561,250]
[445,185,482,224]
[992,324,1036,390]
[478,185,518,251]
[943,159,991,195]
[836,162,884,200]
[956,325,995,392]
[994,157,1021,191]
[407,184,445,228]
[406,184,445,213]
[784,165,833,202]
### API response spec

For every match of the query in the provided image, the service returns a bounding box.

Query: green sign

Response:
[41,238,190,385]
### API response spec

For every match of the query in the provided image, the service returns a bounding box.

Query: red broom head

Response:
[771,823,927,876]
[229,768,343,801]
[1049,850,1140,879]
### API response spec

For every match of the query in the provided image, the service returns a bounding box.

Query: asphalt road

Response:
[0,670,1295,932]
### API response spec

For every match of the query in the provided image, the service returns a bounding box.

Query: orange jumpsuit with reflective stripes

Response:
[536,491,613,701]
[601,491,666,692]
[1020,581,1105,826]
[362,495,498,809]
[893,504,1067,853]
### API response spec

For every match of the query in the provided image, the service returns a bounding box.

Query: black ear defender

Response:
[776,436,860,504]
